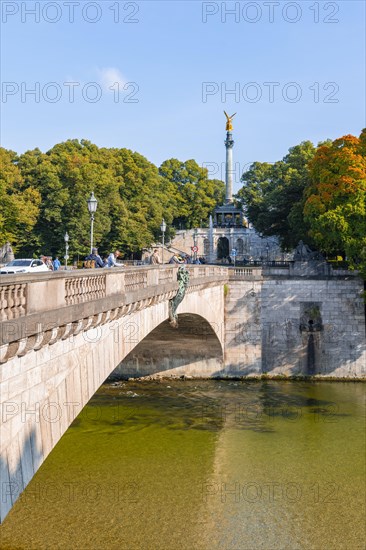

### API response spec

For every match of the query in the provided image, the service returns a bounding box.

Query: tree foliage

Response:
[237,141,317,249]
[159,159,225,229]
[304,131,366,274]
[0,148,41,251]
[1,141,225,259]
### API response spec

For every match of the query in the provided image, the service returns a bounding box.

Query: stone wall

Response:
[112,313,223,379]
[168,229,207,257]
[224,275,262,375]
[261,277,365,377]
[224,269,366,378]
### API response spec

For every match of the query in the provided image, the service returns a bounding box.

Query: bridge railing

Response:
[0,283,27,321]
[0,265,228,323]
[228,267,262,280]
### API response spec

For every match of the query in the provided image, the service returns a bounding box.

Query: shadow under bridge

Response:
[111,314,224,379]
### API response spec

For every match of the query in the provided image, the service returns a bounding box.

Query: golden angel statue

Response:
[224,111,237,132]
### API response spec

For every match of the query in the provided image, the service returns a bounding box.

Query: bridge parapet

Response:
[0,265,228,364]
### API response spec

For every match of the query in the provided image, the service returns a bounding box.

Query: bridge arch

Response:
[0,282,225,522]
[112,313,223,379]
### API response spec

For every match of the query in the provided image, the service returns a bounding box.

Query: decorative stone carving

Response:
[293,240,324,262]
[299,303,323,332]
[0,242,14,264]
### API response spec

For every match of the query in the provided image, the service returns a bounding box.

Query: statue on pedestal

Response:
[0,242,14,264]
[293,241,324,262]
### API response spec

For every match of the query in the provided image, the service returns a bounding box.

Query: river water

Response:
[1,380,365,550]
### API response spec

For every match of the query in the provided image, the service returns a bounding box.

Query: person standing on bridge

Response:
[150,249,161,265]
[53,256,61,271]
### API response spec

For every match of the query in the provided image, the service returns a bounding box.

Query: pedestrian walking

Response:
[53,256,61,271]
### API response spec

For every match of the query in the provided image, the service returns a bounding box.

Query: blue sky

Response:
[1,0,365,192]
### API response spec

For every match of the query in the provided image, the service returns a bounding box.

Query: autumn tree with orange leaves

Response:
[304,130,366,276]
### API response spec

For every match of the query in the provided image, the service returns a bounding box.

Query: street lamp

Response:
[64,231,69,270]
[266,243,270,264]
[87,192,98,253]
[160,218,166,263]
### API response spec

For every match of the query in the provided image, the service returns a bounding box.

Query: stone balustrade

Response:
[0,265,228,363]
[65,274,107,305]
[158,266,175,285]
[125,269,148,292]
[0,283,27,321]
[229,267,262,279]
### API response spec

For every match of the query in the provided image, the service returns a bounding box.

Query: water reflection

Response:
[1,381,365,550]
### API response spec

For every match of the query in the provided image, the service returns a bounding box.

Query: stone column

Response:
[225,132,234,204]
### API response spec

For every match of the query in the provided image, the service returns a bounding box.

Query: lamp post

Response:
[87,192,98,253]
[266,243,270,264]
[160,218,166,263]
[64,231,69,270]
[193,227,198,263]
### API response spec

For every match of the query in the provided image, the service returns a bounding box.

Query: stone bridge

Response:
[0,265,227,522]
[1,263,365,522]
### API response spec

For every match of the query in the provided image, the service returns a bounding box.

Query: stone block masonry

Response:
[225,269,366,378]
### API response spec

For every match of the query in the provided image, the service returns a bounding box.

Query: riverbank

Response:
[110,373,366,383]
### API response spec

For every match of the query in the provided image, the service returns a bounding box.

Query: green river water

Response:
[1,380,365,550]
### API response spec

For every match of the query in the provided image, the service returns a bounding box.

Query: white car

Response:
[0,259,50,274]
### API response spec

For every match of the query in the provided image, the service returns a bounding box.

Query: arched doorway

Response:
[217,237,229,260]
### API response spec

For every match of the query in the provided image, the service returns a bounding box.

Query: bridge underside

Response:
[111,314,223,379]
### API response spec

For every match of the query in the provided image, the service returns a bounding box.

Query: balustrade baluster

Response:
[6,285,15,320]
[19,284,27,315]
[12,284,21,318]
[0,286,8,321]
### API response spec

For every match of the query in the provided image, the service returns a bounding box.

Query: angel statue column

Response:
[224,111,236,203]
[224,111,236,132]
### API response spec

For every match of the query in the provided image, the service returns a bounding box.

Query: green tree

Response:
[18,140,179,258]
[159,159,225,228]
[0,148,41,252]
[237,141,317,249]
[304,131,366,275]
